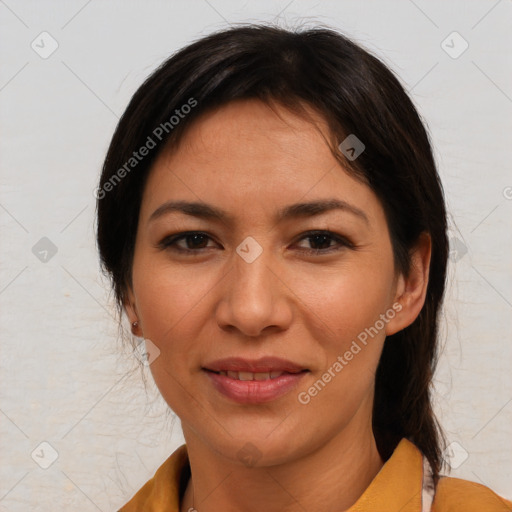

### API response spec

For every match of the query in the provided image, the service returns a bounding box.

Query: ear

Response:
[123,286,142,337]
[385,232,431,336]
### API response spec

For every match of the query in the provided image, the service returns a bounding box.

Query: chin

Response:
[202,425,310,469]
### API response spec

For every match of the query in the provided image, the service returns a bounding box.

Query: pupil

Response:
[311,234,330,250]
[189,234,207,248]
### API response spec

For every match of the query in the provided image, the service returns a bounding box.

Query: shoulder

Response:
[433,476,512,511]
[118,444,189,512]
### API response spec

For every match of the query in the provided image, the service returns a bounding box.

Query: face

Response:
[125,99,415,466]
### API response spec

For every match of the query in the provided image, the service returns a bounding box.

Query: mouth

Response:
[204,369,306,381]
[202,357,310,404]
[203,356,308,374]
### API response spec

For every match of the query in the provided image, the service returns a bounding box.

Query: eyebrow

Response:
[148,198,369,225]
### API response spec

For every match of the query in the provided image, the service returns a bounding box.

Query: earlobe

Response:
[385,232,432,336]
[123,288,141,336]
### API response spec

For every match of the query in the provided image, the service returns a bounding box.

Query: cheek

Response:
[294,258,395,345]
[131,259,217,419]
[290,259,394,401]
[132,254,218,337]
[130,256,218,382]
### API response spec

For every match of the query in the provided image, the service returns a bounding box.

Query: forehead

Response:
[139,99,382,226]
[170,99,336,179]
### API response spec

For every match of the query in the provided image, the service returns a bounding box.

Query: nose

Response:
[215,240,293,338]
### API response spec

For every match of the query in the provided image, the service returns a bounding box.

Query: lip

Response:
[202,356,309,404]
[203,356,307,373]
[203,369,308,404]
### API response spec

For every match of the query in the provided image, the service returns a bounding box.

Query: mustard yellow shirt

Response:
[119,438,512,511]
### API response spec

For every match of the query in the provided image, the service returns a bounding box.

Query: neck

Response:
[180,421,384,512]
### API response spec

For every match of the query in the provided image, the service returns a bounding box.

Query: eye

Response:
[158,231,218,253]
[158,230,353,255]
[294,230,354,254]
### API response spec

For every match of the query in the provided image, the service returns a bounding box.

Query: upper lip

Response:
[203,357,307,373]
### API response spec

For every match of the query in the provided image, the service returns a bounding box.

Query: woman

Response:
[96,24,511,511]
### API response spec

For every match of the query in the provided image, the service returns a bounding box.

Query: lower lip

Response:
[203,370,308,404]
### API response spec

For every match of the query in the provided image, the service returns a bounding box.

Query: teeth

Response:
[218,370,286,380]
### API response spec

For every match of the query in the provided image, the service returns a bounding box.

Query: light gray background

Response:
[1,0,511,510]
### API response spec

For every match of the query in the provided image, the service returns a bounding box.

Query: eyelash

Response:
[157,230,355,255]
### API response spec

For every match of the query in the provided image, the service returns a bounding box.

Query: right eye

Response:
[158,231,219,254]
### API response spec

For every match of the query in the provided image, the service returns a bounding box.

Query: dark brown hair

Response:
[96,23,448,480]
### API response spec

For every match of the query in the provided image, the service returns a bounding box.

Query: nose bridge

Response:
[216,234,288,336]
[232,234,275,303]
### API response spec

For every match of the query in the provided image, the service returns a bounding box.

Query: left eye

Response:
[295,230,352,253]
[158,230,352,254]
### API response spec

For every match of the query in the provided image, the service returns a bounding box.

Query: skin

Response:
[125,98,431,512]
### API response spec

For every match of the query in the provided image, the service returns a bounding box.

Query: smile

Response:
[203,368,309,404]
[211,370,297,380]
